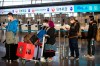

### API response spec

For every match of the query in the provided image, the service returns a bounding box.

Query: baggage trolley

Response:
[16,36,46,64]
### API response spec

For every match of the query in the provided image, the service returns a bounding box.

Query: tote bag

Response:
[6,32,16,44]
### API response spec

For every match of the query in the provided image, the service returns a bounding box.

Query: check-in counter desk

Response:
[55,24,69,37]
[21,24,28,32]
[21,24,38,33]
[31,24,38,31]
[81,30,88,39]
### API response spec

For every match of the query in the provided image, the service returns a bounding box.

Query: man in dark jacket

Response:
[68,17,80,60]
[85,16,97,59]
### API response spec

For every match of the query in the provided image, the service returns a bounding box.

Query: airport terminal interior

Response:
[0,0,100,66]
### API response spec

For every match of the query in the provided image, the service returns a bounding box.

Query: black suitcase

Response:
[6,44,18,61]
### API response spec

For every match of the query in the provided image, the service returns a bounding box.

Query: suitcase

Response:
[33,36,46,61]
[16,42,35,60]
[33,45,42,60]
[6,44,18,60]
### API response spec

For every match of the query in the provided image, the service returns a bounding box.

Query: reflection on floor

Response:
[0,32,100,66]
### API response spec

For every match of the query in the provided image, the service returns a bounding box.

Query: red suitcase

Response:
[16,42,35,60]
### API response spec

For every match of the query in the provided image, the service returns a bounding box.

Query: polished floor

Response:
[0,32,100,66]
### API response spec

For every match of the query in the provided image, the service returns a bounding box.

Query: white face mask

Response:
[8,17,11,21]
[43,23,49,27]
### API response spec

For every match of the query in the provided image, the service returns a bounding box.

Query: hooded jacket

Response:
[6,19,18,35]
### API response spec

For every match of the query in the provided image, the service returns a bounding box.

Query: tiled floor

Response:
[0,32,100,66]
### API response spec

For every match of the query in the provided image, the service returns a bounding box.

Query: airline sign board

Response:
[74,4,100,12]
[0,4,100,14]
[0,5,74,14]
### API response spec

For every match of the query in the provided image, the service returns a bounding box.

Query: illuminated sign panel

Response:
[74,4,100,12]
[0,4,100,14]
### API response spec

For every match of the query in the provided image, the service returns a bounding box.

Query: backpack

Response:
[37,29,46,42]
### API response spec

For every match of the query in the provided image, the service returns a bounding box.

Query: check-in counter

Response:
[21,24,28,32]
[31,24,38,31]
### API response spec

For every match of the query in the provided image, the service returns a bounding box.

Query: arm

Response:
[12,21,18,33]
[47,28,55,37]
[92,23,97,39]
[8,20,18,34]
[75,22,80,33]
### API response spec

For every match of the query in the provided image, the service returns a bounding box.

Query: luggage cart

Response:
[16,36,46,65]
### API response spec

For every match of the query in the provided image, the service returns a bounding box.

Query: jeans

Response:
[69,37,79,58]
[87,39,95,55]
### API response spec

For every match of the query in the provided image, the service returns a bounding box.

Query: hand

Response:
[92,38,94,40]
[65,27,70,30]
[2,24,6,27]
[45,35,50,38]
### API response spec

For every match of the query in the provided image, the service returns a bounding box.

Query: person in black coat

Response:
[68,17,80,60]
[85,16,97,59]
[43,21,56,62]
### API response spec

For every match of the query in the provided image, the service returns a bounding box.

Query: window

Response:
[42,0,53,3]
[13,2,22,5]
[3,2,13,6]
[0,1,3,6]
[23,1,31,5]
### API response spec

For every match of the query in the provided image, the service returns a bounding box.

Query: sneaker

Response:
[41,58,46,62]
[16,59,20,62]
[84,55,90,58]
[6,60,8,63]
[47,58,53,62]
[89,55,95,59]
[69,56,74,60]
[75,57,79,61]
[9,60,12,64]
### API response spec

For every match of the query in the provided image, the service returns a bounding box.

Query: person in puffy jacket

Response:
[68,17,80,61]
[2,12,18,63]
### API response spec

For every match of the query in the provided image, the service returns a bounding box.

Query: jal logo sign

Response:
[32,9,35,13]
[52,8,55,12]
[51,5,74,13]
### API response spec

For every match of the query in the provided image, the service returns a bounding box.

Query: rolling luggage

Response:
[33,36,46,61]
[6,44,18,61]
[33,45,42,60]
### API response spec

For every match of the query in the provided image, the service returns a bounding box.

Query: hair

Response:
[70,16,76,20]
[48,21,55,28]
[7,12,13,17]
[43,19,48,23]
[89,15,94,21]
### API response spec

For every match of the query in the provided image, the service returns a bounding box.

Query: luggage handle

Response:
[40,35,46,61]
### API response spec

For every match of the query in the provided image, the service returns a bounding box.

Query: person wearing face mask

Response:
[42,21,56,62]
[85,16,97,59]
[2,12,18,63]
[42,19,49,28]
[68,17,80,61]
